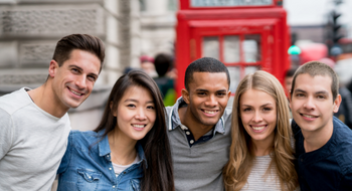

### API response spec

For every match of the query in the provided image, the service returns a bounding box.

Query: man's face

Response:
[50,49,101,110]
[183,72,230,130]
[284,76,293,96]
[290,73,340,134]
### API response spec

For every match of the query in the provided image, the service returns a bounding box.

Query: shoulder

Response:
[332,117,352,174]
[0,88,31,115]
[68,130,100,148]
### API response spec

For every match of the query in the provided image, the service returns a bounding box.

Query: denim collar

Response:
[97,130,147,166]
[168,97,225,135]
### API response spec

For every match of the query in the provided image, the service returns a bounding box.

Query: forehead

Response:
[294,73,332,94]
[189,72,229,91]
[64,49,101,73]
[240,89,275,105]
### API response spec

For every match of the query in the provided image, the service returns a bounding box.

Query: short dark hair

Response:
[52,34,105,71]
[184,57,230,90]
[154,53,172,77]
[290,61,339,102]
[284,67,297,78]
[94,70,174,191]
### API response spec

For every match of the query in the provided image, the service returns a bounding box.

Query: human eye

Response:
[295,93,305,98]
[127,104,136,108]
[216,92,227,97]
[197,91,206,96]
[316,94,326,100]
[87,75,97,82]
[242,107,251,112]
[71,68,79,73]
[263,107,272,112]
[147,104,155,110]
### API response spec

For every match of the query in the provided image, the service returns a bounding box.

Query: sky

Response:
[284,0,352,31]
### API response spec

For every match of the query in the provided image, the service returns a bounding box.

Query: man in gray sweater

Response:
[0,34,105,191]
[166,57,232,190]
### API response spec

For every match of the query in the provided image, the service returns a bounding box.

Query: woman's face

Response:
[239,88,277,145]
[112,85,156,142]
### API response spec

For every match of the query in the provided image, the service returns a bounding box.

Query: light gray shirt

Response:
[166,97,232,191]
[0,88,71,191]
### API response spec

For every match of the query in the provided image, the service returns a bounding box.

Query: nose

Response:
[75,75,87,90]
[252,111,263,123]
[135,108,147,120]
[205,95,217,107]
[303,96,315,110]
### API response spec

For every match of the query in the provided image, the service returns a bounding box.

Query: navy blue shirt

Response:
[57,130,146,191]
[293,117,352,190]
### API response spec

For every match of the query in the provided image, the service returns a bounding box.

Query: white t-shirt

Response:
[0,88,71,191]
[113,155,140,177]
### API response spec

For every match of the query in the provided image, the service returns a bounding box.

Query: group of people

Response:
[1,33,352,191]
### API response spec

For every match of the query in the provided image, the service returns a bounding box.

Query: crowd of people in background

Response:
[1,34,352,191]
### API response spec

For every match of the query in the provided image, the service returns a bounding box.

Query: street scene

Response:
[1,0,352,190]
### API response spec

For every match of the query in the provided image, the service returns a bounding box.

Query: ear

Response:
[227,90,231,98]
[181,88,190,104]
[48,60,59,78]
[333,94,342,113]
[110,102,117,117]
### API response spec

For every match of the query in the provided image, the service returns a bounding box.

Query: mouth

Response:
[201,109,219,117]
[250,125,268,132]
[67,87,85,97]
[132,124,146,131]
[300,113,318,120]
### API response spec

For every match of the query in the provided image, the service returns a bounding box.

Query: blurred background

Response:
[1,0,352,131]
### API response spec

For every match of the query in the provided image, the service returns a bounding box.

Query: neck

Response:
[302,120,334,153]
[251,135,274,156]
[108,129,137,165]
[179,106,214,141]
[27,81,68,118]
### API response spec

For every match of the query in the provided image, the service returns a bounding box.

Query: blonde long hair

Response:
[223,71,298,191]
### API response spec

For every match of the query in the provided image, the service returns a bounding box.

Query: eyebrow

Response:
[124,99,154,103]
[69,64,99,78]
[241,103,273,107]
[195,89,227,92]
[294,89,329,95]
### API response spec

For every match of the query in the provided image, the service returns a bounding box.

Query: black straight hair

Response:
[94,70,174,191]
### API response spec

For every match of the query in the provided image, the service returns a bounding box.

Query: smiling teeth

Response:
[70,90,81,96]
[303,114,315,118]
[204,110,216,114]
[133,125,144,128]
[252,126,265,130]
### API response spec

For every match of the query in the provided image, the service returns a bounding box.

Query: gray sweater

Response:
[166,98,232,191]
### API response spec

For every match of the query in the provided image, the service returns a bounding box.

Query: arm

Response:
[0,109,13,160]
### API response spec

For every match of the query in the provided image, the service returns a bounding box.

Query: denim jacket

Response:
[57,130,147,191]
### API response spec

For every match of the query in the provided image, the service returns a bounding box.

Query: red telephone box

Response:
[175,0,290,96]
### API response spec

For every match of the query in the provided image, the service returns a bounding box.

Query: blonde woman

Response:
[224,71,298,191]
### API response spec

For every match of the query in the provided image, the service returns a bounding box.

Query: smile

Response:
[202,109,219,116]
[250,125,267,132]
[67,87,84,97]
[132,124,146,128]
[300,113,318,119]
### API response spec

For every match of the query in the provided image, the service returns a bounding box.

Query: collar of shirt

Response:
[168,97,225,136]
[97,130,148,168]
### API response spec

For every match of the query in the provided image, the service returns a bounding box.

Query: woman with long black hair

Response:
[57,70,174,191]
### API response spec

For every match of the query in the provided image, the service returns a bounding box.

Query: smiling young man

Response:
[290,61,352,190]
[166,57,232,190]
[0,34,105,190]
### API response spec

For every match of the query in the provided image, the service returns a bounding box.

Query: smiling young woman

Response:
[57,70,174,191]
[223,71,298,191]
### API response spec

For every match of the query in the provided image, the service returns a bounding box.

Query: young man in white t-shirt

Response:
[0,34,105,191]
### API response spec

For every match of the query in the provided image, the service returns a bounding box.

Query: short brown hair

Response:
[290,61,339,101]
[52,34,105,71]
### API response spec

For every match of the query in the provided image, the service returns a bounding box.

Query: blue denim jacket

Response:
[57,130,147,191]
